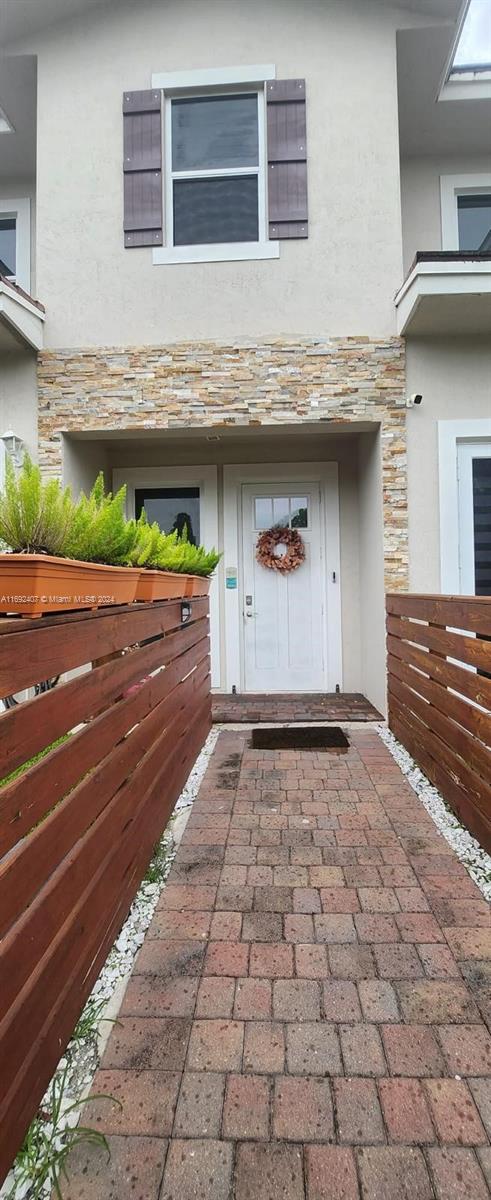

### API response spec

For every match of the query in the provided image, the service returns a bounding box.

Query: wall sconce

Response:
[1,430,24,468]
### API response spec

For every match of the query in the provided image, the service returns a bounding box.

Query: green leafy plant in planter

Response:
[127,510,178,569]
[0,457,139,615]
[0,453,74,555]
[65,473,137,566]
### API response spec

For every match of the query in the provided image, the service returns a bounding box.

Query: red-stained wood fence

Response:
[0,597,211,1184]
[386,593,491,853]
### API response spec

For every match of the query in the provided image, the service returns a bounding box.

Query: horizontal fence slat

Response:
[389,674,491,795]
[0,686,210,1124]
[0,665,210,1014]
[387,632,491,711]
[387,613,491,673]
[387,592,491,856]
[387,652,491,746]
[389,702,491,852]
[0,614,208,778]
[0,696,211,1184]
[0,652,210,938]
[0,631,209,853]
[0,596,207,697]
[0,600,211,1184]
[387,592,491,633]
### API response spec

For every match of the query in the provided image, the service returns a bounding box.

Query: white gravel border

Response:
[378,722,491,902]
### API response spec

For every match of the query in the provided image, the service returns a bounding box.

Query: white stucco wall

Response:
[0,351,38,458]
[14,0,406,347]
[358,429,386,715]
[406,336,491,593]
[400,155,491,275]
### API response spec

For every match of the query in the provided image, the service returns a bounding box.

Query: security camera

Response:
[406,394,423,408]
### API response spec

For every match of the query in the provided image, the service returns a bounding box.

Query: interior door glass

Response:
[273,498,290,527]
[291,497,308,528]
[135,487,200,545]
[254,498,272,529]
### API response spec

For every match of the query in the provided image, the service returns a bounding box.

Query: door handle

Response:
[245,609,257,618]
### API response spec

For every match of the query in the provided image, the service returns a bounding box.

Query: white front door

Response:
[241,483,327,692]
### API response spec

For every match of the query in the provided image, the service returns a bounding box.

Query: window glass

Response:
[457,194,491,252]
[172,94,258,171]
[273,497,290,527]
[173,176,258,246]
[291,497,308,528]
[135,487,200,545]
[255,498,272,529]
[472,457,491,595]
[0,217,16,276]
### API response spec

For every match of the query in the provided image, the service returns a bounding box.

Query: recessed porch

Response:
[61,421,390,715]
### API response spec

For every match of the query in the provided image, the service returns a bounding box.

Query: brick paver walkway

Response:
[65,729,491,1199]
[212,693,381,723]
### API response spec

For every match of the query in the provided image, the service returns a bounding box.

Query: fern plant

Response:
[158,536,221,577]
[65,474,137,566]
[127,510,177,568]
[0,453,74,555]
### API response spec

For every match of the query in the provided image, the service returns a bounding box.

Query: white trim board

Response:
[152,65,276,89]
[222,462,342,695]
[112,465,221,689]
[440,173,491,251]
[438,419,491,593]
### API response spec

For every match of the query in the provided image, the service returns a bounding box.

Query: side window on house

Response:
[123,74,308,261]
[457,194,491,252]
[0,217,16,278]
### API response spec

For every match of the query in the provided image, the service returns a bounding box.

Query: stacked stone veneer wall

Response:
[37,336,407,590]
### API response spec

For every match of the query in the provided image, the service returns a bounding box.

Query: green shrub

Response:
[0,453,74,556]
[127,511,178,568]
[65,473,137,566]
[157,536,220,577]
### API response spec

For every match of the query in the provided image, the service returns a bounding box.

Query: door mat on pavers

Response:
[251,726,349,750]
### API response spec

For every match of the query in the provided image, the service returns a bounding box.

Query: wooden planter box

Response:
[185,575,211,598]
[0,554,139,616]
[135,570,189,602]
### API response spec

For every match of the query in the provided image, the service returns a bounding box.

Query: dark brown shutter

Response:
[123,90,163,247]
[266,78,307,239]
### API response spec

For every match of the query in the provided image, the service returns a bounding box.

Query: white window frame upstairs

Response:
[0,197,30,292]
[151,64,279,266]
[438,418,491,593]
[440,173,491,251]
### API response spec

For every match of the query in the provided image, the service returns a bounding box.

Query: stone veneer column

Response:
[37,336,408,592]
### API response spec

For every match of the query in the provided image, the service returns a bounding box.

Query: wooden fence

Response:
[0,597,211,1184]
[386,593,491,853]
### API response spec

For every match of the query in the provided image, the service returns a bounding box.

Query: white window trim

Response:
[440,173,491,251]
[151,65,276,90]
[112,465,221,689]
[152,65,279,266]
[438,419,491,593]
[0,197,30,292]
[222,463,342,694]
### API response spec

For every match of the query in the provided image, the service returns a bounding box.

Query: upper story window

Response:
[0,199,30,291]
[168,91,264,248]
[457,193,491,252]
[440,174,491,252]
[123,68,308,265]
[0,216,16,278]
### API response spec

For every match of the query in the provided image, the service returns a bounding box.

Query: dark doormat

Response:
[251,726,349,750]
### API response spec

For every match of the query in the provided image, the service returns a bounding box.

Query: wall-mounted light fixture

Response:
[1,430,25,467]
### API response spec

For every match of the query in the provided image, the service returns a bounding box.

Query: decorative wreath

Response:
[256,526,306,574]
